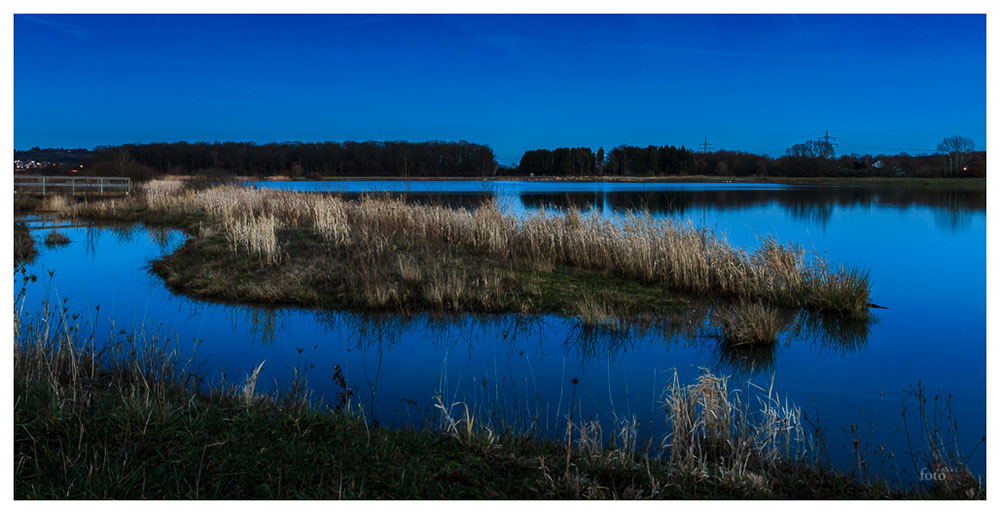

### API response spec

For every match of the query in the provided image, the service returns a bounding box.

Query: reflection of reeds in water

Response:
[714,343,778,376]
[109,222,139,244]
[146,226,176,250]
[788,310,874,356]
[560,294,872,371]
[224,305,283,345]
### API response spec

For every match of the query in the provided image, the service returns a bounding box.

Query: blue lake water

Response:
[14,180,986,483]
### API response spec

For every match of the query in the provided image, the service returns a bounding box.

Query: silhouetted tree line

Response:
[516,147,598,176]
[513,143,985,179]
[71,141,498,180]
[15,136,986,181]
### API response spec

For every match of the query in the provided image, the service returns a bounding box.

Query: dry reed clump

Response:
[433,394,500,451]
[69,196,146,219]
[396,255,423,284]
[39,194,70,213]
[423,269,468,310]
[662,370,808,491]
[360,280,399,309]
[88,183,870,316]
[713,301,784,346]
[223,212,281,265]
[311,199,351,246]
[806,263,872,315]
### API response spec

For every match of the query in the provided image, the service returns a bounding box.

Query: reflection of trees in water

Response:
[79,222,179,258]
[520,187,984,230]
[931,193,981,232]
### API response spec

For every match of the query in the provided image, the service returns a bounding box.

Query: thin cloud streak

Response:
[18,15,92,39]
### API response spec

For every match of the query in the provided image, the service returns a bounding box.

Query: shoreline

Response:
[221,174,986,188]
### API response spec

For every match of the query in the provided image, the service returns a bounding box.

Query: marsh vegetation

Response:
[43,231,70,247]
[12,284,980,499]
[62,181,872,326]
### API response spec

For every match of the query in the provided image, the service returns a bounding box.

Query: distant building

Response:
[872,160,884,169]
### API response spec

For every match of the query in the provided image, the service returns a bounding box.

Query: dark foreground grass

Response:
[17,348,969,500]
[13,284,982,500]
[13,372,885,500]
[15,341,982,500]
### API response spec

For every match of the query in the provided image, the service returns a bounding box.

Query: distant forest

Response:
[14,138,986,181]
[512,144,986,179]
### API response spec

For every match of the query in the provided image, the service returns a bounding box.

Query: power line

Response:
[699,136,713,153]
[819,129,838,158]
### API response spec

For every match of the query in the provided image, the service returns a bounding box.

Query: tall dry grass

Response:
[662,370,808,490]
[39,194,71,213]
[714,301,784,346]
[74,181,872,316]
[223,213,281,265]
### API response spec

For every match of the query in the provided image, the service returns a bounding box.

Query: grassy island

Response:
[61,181,871,327]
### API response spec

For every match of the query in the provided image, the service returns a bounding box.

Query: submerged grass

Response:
[43,231,71,247]
[65,181,872,320]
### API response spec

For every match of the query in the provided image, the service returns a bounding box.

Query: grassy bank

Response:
[13,293,980,499]
[61,182,872,321]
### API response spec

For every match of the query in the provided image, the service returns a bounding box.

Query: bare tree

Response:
[110,147,135,177]
[937,135,975,177]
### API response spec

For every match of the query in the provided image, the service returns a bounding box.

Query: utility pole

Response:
[819,129,838,158]
[699,136,713,154]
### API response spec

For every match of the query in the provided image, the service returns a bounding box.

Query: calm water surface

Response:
[15,180,986,482]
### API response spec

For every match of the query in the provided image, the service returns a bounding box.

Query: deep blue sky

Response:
[14,14,986,165]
